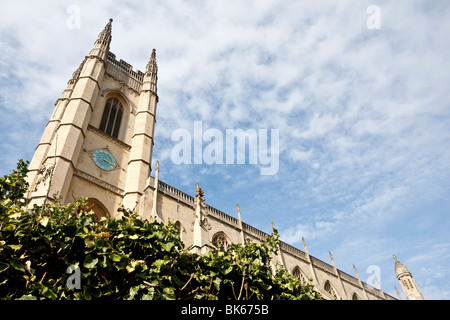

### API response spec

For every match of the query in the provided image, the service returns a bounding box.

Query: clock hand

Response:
[103,159,113,165]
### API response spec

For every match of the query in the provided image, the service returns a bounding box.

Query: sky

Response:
[1,0,450,299]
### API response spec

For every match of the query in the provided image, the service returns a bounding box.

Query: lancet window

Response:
[99,97,123,139]
[352,292,361,300]
[292,267,307,285]
[324,280,339,300]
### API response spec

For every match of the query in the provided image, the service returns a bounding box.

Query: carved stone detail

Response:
[191,182,211,231]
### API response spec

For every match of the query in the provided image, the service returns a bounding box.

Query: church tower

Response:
[394,254,424,300]
[26,19,158,218]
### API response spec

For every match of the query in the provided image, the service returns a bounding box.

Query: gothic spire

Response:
[96,18,113,47]
[142,48,158,95]
[145,49,158,74]
[89,18,113,60]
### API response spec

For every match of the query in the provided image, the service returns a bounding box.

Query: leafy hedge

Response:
[0,160,321,300]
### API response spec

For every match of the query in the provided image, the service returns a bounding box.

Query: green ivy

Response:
[0,160,322,300]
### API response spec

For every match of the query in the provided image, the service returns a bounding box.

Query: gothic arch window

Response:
[292,267,307,285]
[324,280,339,300]
[99,97,123,139]
[352,292,361,300]
[84,198,110,221]
[212,233,230,252]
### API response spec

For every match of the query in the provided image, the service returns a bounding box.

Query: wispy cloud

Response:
[1,0,449,299]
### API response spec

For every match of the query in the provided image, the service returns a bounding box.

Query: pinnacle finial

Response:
[195,181,204,200]
[71,58,86,80]
[393,254,398,262]
[99,18,113,38]
[90,18,113,59]
[146,48,158,74]
[236,203,242,221]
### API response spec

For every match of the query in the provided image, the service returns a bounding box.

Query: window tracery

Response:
[324,280,339,300]
[99,97,123,139]
[212,233,229,252]
[292,267,307,285]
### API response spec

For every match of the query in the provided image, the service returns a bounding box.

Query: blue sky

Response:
[1,1,450,299]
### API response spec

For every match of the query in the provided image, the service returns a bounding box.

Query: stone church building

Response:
[25,19,424,300]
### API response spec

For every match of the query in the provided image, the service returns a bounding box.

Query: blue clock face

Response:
[92,149,117,171]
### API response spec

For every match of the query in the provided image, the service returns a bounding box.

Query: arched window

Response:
[84,198,110,221]
[324,280,339,300]
[99,97,123,139]
[292,267,307,285]
[352,292,361,300]
[212,233,229,252]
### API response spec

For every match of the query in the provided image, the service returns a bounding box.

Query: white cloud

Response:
[289,149,312,163]
[297,112,342,139]
[1,0,450,299]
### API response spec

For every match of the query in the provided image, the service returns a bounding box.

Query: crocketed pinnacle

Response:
[95,18,113,48]
[71,58,86,80]
[145,49,158,75]
[90,19,113,59]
